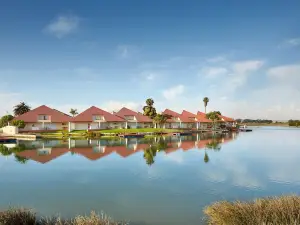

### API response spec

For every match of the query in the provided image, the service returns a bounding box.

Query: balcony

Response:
[37,115,51,122]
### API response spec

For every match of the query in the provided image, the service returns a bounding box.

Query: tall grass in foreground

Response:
[204,195,300,225]
[0,208,127,225]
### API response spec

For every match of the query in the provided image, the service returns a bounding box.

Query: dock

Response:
[0,134,37,141]
[119,133,145,138]
[239,128,253,132]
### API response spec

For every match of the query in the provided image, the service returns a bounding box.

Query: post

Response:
[68,122,71,132]
[125,121,128,129]
[68,138,71,149]
[196,122,199,130]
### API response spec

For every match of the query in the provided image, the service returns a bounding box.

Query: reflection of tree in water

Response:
[14,155,29,164]
[143,138,169,166]
[204,138,222,163]
[0,144,29,164]
[0,145,12,156]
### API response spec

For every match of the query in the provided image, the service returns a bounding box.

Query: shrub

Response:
[11,120,25,128]
[204,195,300,225]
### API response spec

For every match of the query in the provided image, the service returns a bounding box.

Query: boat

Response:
[0,137,17,144]
[239,128,252,132]
[172,132,193,136]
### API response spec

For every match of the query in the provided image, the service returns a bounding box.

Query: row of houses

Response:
[14,105,236,132]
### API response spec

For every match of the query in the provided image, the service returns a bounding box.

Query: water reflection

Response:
[0,133,237,165]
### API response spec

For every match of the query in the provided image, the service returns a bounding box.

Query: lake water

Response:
[1,127,300,225]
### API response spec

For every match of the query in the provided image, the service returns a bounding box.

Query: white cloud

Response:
[280,38,300,48]
[200,67,228,78]
[267,64,300,85]
[44,15,80,38]
[0,92,22,115]
[116,45,138,59]
[162,85,185,100]
[232,60,264,74]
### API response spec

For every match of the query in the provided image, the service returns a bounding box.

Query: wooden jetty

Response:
[239,128,253,132]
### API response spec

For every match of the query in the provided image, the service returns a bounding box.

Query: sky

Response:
[0,0,299,120]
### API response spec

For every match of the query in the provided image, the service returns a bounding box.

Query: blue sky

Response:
[0,0,300,119]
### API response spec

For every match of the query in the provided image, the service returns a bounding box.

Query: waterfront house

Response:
[68,106,125,131]
[163,109,183,128]
[181,110,199,129]
[14,105,71,131]
[196,111,213,130]
[220,115,236,127]
[114,107,153,129]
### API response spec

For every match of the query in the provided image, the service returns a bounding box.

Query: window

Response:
[93,115,104,121]
[125,115,135,120]
[38,115,49,120]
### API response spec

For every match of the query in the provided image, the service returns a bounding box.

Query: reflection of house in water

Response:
[11,133,236,163]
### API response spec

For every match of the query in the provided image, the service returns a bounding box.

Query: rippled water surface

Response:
[1,127,300,225]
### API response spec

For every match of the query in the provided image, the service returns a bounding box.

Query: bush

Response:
[0,115,14,128]
[204,195,300,225]
[288,120,300,127]
[11,120,25,128]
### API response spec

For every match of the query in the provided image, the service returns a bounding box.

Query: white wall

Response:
[22,122,64,131]
[2,126,19,135]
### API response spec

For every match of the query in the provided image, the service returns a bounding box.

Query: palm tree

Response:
[70,108,78,117]
[13,102,31,116]
[204,151,209,163]
[203,97,209,114]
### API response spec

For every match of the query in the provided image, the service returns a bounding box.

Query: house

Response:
[114,107,153,129]
[181,110,199,129]
[196,111,213,130]
[220,115,236,127]
[69,106,125,131]
[14,105,71,131]
[162,109,182,128]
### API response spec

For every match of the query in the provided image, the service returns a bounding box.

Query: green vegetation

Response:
[70,108,78,117]
[13,102,31,116]
[142,98,173,128]
[288,120,300,127]
[0,208,125,225]
[11,120,25,128]
[0,115,14,128]
[204,195,300,225]
[236,119,273,124]
[206,111,222,130]
[203,97,209,113]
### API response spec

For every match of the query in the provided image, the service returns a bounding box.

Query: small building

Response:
[14,105,71,131]
[114,107,153,129]
[163,109,196,129]
[69,106,125,131]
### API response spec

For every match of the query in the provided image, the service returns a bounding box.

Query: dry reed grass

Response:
[204,195,300,225]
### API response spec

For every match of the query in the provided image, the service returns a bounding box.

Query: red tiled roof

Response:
[70,106,125,122]
[16,148,69,164]
[115,107,152,123]
[71,147,115,160]
[181,110,198,123]
[196,111,212,123]
[221,115,235,122]
[163,109,194,123]
[14,105,71,123]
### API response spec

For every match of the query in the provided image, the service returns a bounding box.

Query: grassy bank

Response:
[204,195,300,225]
[0,208,126,225]
[41,128,181,138]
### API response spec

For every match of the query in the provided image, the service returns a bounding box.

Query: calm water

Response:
[1,127,300,225]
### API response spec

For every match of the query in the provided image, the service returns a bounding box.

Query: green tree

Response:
[0,115,14,128]
[204,151,209,163]
[143,146,157,166]
[13,102,31,116]
[153,113,172,128]
[11,120,25,128]
[143,98,157,119]
[206,111,222,130]
[14,155,29,164]
[0,145,12,156]
[203,97,209,113]
[70,108,78,117]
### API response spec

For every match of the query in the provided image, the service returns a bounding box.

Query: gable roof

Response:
[115,107,152,122]
[196,111,212,123]
[70,106,125,122]
[221,115,235,122]
[16,148,69,164]
[14,105,71,123]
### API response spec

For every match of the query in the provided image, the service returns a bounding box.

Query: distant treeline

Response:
[288,120,300,127]
[235,119,273,124]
